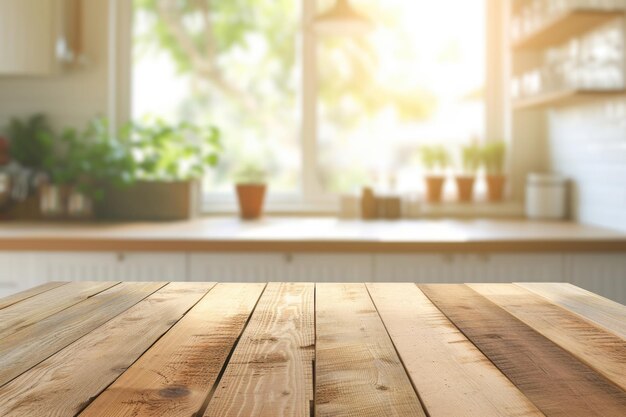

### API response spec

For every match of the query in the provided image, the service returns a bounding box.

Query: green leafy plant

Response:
[14,114,221,201]
[461,144,482,174]
[44,119,136,200]
[234,163,267,185]
[420,145,450,172]
[6,114,55,170]
[482,141,506,175]
[121,117,221,181]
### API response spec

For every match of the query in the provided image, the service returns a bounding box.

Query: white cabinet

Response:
[374,254,563,283]
[0,0,78,75]
[0,253,38,297]
[374,254,459,283]
[469,254,563,283]
[1,250,624,305]
[189,253,372,282]
[289,254,372,282]
[189,253,287,282]
[564,254,626,304]
[32,252,187,283]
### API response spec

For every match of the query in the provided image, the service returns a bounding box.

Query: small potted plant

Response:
[482,140,507,202]
[420,145,450,203]
[234,164,267,220]
[456,143,481,203]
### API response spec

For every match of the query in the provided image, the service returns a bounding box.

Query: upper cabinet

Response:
[0,0,81,76]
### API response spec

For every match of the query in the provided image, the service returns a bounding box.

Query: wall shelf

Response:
[512,9,624,50]
[513,89,626,110]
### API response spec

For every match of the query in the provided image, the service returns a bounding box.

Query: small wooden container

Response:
[376,196,402,220]
[360,187,378,220]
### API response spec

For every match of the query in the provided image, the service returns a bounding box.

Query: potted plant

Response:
[234,164,267,220]
[42,120,136,219]
[420,145,450,203]
[4,114,55,216]
[456,143,481,203]
[482,140,507,202]
[97,117,221,220]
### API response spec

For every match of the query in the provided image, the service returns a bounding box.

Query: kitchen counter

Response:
[0,217,625,253]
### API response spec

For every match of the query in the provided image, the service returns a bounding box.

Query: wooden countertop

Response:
[0,282,625,416]
[0,217,625,253]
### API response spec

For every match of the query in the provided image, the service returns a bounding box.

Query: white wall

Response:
[548,98,626,231]
[0,0,110,129]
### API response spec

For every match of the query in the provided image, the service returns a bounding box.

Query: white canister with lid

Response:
[525,173,568,220]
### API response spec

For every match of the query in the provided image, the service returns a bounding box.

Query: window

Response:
[131,0,490,209]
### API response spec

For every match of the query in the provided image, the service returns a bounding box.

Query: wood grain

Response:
[421,284,626,417]
[78,283,264,417]
[204,282,314,417]
[367,283,545,417]
[470,284,626,391]
[0,281,67,310]
[0,281,119,341]
[1,218,624,254]
[315,283,426,417]
[0,281,166,387]
[0,282,214,417]
[517,282,626,339]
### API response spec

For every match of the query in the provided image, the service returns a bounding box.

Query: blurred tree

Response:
[133,0,436,123]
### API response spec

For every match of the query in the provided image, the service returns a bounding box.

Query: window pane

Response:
[132,0,301,194]
[317,0,486,194]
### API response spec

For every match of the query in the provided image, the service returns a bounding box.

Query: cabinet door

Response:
[564,254,626,304]
[0,0,60,75]
[38,252,187,282]
[288,254,372,282]
[189,253,373,283]
[374,253,564,283]
[0,252,36,298]
[374,254,459,283]
[189,253,288,282]
[38,252,121,282]
[117,253,187,282]
[468,254,563,283]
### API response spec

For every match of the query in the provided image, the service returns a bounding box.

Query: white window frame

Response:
[109,0,506,214]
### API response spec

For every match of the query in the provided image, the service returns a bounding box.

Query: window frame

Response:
[111,0,506,214]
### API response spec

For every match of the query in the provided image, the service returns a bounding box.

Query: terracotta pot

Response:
[486,174,506,202]
[425,175,445,203]
[455,175,476,203]
[236,183,267,220]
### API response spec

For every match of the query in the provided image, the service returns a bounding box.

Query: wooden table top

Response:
[1,218,625,253]
[0,282,625,416]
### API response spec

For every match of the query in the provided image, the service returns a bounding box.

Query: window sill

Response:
[203,199,525,219]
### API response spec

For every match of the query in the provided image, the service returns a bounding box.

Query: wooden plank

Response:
[470,284,626,392]
[0,281,119,340]
[0,281,166,387]
[421,284,626,417]
[0,282,215,417]
[315,283,426,417]
[367,283,544,417]
[512,9,624,50]
[78,283,265,417]
[517,282,626,339]
[0,281,67,310]
[204,282,314,417]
